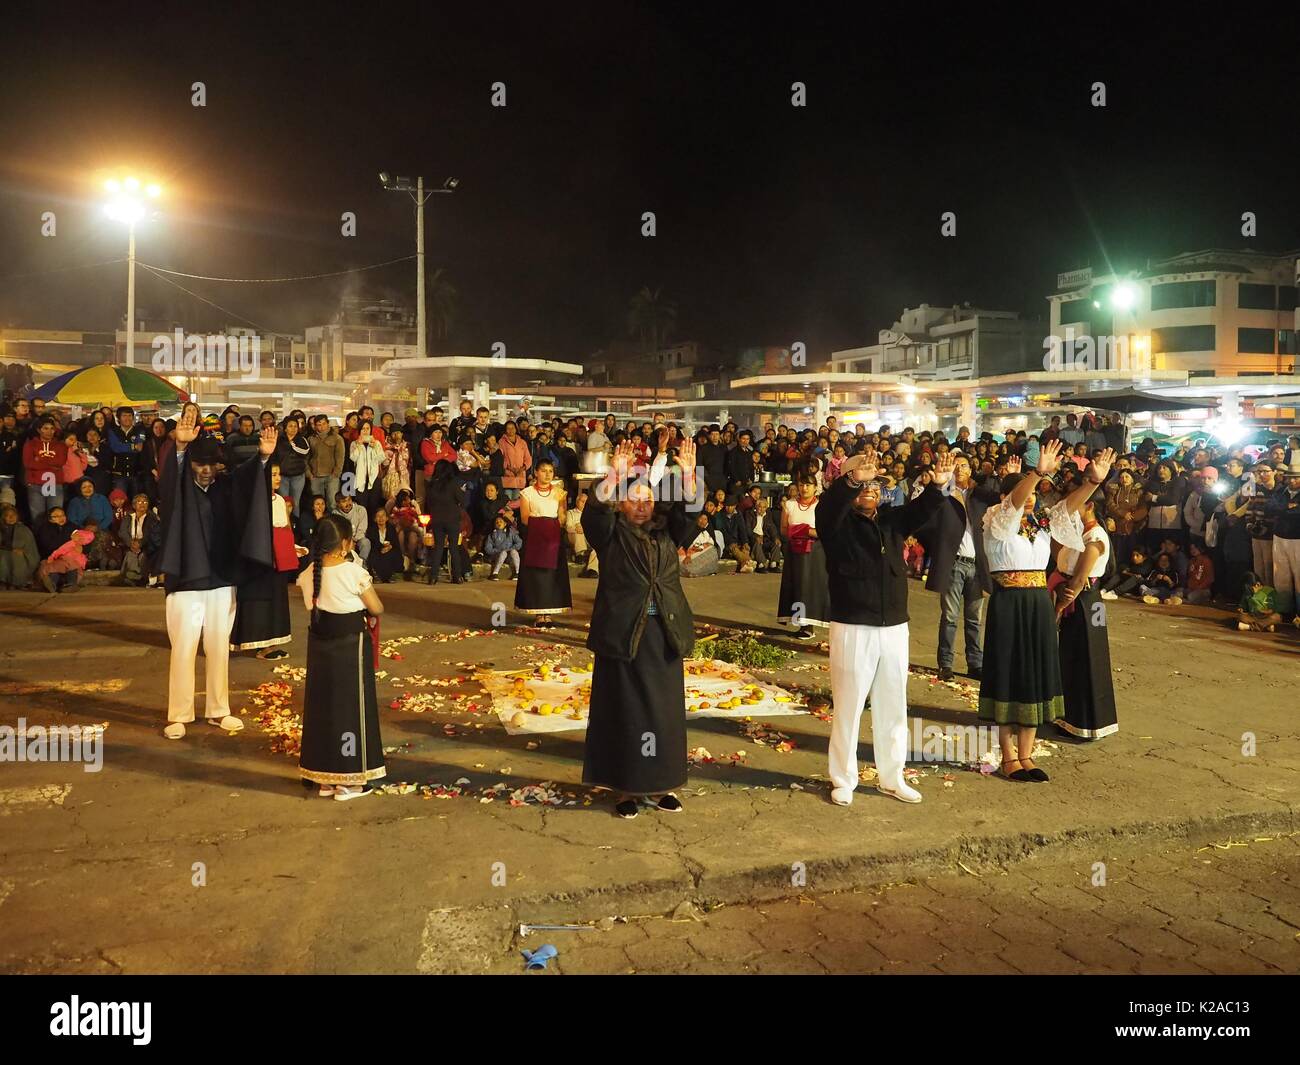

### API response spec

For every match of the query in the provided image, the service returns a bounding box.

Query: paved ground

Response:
[490,833,1300,974]
[1,569,1297,974]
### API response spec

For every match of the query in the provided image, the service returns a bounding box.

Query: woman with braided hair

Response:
[295,513,386,800]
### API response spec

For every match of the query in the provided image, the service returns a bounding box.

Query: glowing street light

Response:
[1110,282,1137,310]
[102,175,162,368]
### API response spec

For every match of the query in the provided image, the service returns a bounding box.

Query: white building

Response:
[831,303,1042,381]
[1050,249,1299,378]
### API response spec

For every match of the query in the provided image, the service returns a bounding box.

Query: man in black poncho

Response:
[580,437,705,819]
[157,408,276,739]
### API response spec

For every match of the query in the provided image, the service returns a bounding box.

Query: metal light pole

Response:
[104,176,160,367]
[379,172,458,359]
[126,222,136,367]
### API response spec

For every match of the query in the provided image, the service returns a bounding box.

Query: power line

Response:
[135,255,417,284]
[137,264,270,332]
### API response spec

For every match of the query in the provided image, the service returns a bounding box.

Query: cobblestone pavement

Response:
[495,834,1300,974]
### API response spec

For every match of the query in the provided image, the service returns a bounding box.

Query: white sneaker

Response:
[208,715,244,733]
[1237,621,1250,631]
[830,787,854,806]
[1099,589,1118,600]
[318,785,335,798]
[1142,595,1159,604]
[334,786,371,802]
[1167,596,1183,606]
[163,722,186,740]
[877,780,923,804]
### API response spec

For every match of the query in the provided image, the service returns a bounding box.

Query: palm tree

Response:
[427,268,459,349]
[627,286,677,356]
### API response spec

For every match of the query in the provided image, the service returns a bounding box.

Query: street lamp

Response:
[379,172,457,361]
[103,176,161,368]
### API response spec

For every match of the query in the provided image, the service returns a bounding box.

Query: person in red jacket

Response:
[419,424,456,478]
[23,417,68,521]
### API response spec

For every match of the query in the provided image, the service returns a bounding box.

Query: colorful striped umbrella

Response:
[32,364,189,406]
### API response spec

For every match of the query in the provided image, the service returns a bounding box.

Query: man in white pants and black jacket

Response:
[818,450,953,806]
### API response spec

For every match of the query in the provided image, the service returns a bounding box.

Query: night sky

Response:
[2,5,1296,363]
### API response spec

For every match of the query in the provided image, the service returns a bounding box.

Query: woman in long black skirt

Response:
[295,514,386,801]
[1052,492,1118,739]
[979,441,1115,782]
[516,460,572,629]
[231,460,302,661]
[777,476,830,640]
[581,440,703,818]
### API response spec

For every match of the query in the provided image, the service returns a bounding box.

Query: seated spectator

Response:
[485,515,523,580]
[904,535,926,578]
[367,505,404,583]
[387,489,422,569]
[332,492,371,561]
[679,513,720,578]
[81,518,120,571]
[565,491,595,574]
[1106,546,1152,599]
[37,524,91,594]
[0,504,39,589]
[1185,541,1215,604]
[717,495,755,572]
[1141,552,1182,605]
[745,495,782,572]
[1237,571,1282,632]
[66,478,113,531]
[118,538,148,587]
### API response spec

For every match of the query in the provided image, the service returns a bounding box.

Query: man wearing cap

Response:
[1267,458,1300,622]
[819,449,952,807]
[157,408,277,739]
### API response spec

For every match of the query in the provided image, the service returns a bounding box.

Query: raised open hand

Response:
[674,435,696,472]
[1036,438,1063,477]
[1004,455,1022,475]
[931,450,956,487]
[1087,447,1116,484]
[175,407,200,447]
[610,440,635,477]
[259,425,278,457]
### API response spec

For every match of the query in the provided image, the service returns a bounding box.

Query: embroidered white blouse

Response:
[982,498,1085,573]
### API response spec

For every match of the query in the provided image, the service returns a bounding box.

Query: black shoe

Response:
[656,794,683,813]
[489,572,500,581]
[1007,769,1036,783]
[937,666,955,681]
[615,799,640,819]
[1025,767,1049,782]
[967,666,983,681]
[794,627,814,640]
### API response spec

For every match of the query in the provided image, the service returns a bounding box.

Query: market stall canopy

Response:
[1054,388,1214,414]
[32,364,188,406]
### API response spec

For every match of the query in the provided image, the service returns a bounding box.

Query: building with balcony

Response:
[830,303,1042,381]
[1050,249,1299,377]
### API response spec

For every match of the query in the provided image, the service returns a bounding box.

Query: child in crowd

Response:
[1141,552,1182,605]
[119,538,147,586]
[903,536,925,578]
[1237,572,1282,632]
[81,517,120,571]
[1185,542,1215,604]
[37,527,93,594]
[1108,546,1153,598]
[485,515,523,580]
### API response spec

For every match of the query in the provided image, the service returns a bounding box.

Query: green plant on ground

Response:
[707,634,795,670]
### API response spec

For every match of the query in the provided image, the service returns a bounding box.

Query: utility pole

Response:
[379,173,458,359]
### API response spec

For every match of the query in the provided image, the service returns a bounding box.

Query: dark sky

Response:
[1,4,1296,363]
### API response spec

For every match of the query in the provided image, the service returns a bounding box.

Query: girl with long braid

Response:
[295,514,387,800]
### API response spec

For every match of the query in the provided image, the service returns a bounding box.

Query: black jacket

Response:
[918,481,1001,596]
[696,442,727,488]
[725,446,755,487]
[582,482,700,661]
[816,477,944,626]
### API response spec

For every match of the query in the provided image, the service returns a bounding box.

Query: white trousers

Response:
[827,621,910,792]
[1274,536,1300,614]
[165,586,238,723]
